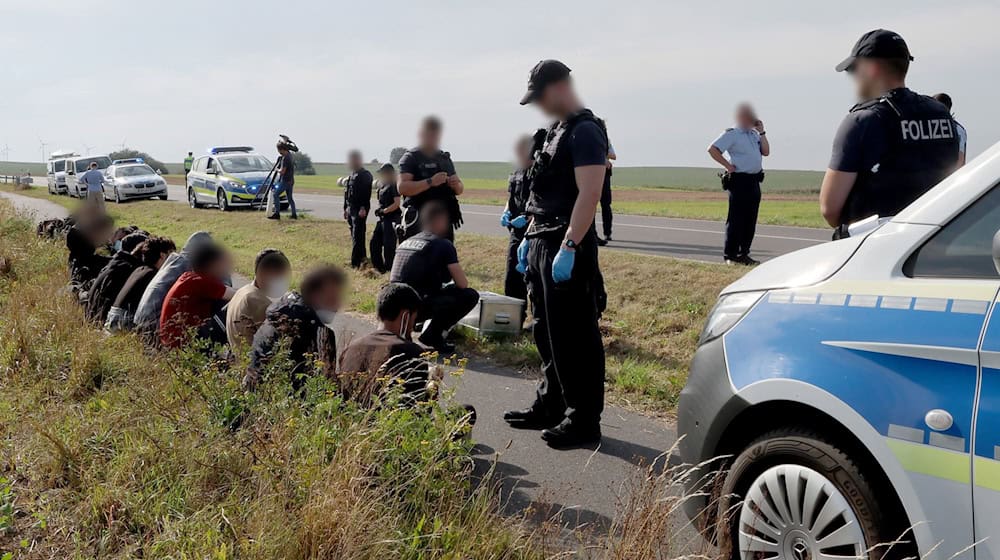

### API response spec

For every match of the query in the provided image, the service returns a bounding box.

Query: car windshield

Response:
[116,165,156,178]
[218,155,271,173]
[53,160,65,172]
[74,157,112,172]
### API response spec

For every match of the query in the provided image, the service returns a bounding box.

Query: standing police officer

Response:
[397,116,465,241]
[370,163,402,273]
[821,30,959,237]
[183,151,194,181]
[343,150,373,268]
[932,93,968,168]
[708,103,769,265]
[502,60,607,449]
[499,134,533,301]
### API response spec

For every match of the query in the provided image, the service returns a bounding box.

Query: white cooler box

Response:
[458,292,526,336]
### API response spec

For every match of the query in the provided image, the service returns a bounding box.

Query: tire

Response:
[717,428,908,560]
[188,187,203,209]
[158,194,168,201]
[217,189,230,212]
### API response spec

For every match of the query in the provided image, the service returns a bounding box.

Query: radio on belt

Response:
[458,292,526,336]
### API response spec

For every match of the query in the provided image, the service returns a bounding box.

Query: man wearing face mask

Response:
[244,264,345,392]
[337,283,430,406]
[226,248,292,350]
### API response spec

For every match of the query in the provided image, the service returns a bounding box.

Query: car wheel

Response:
[718,429,901,560]
[158,194,168,201]
[188,187,202,209]
[217,189,230,212]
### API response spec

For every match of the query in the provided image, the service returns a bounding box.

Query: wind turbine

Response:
[39,139,48,163]
[81,142,94,155]
[0,145,9,162]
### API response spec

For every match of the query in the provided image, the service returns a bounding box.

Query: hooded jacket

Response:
[133,231,213,333]
[85,249,141,323]
[247,292,337,391]
[66,226,110,295]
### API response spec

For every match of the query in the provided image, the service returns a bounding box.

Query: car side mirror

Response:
[993,230,1000,276]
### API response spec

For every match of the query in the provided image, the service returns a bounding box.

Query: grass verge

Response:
[4,186,746,413]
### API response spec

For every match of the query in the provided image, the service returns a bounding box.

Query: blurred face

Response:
[348,152,363,170]
[427,214,449,237]
[313,281,344,313]
[735,104,756,128]
[536,80,570,118]
[850,58,880,100]
[154,252,169,269]
[419,126,442,151]
[378,170,396,185]
[206,251,234,280]
[515,139,533,168]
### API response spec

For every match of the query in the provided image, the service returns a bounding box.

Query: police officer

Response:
[932,93,968,168]
[397,116,465,241]
[370,163,402,273]
[183,151,194,180]
[597,138,616,246]
[708,103,769,265]
[502,60,607,449]
[343,150,373,268]
[821,29,959,237]
[499,134,533,301]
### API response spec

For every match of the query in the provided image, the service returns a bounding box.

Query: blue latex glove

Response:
[552,247,575,283]
[515,238,530,274]
[500,210,511,228]
[510,214,528,229]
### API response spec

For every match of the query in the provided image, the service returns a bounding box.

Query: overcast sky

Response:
[2,0,996,169]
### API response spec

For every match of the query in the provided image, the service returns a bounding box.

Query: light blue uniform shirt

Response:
[79,168,106,192]
[711,127,763,173]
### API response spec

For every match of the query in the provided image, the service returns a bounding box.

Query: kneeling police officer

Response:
[503,60,607,449]
[820,29,959,238]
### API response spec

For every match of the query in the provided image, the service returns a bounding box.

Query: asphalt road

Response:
[0,189,701,549]
[163,182,828,263]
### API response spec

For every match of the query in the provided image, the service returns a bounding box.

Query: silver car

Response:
[102,159,168,203]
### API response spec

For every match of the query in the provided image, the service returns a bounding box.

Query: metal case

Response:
[458,291,526,336]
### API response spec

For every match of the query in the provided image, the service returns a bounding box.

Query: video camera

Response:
[276,134,299,153]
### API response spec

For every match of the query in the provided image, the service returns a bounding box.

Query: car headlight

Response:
[224,180,245,192]
[699,291,765,345]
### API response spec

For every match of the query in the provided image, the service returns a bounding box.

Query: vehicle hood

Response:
[222,171,270,192]
[116,174,161,183]
[721,234,866,295]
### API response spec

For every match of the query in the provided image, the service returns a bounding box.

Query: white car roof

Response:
[893,140,1000,227]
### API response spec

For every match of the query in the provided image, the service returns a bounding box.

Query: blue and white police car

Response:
[102,159,168,203]
[678,143,1000,560]
[185,147,285,211]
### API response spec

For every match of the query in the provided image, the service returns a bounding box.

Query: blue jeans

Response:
[270,179,296,217]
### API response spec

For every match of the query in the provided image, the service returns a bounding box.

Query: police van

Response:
[46,150,77,195]
[64,154,113,198]
[677,143,1000,559]
[185,147,286,211]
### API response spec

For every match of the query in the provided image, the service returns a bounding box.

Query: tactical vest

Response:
[526,109,608,227]
[507,168,530,216]
[183,156,194,171]
[841,89,960,226]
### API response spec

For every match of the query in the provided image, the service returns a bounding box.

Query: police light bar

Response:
[210,146,254,154]
[112,158,144,165]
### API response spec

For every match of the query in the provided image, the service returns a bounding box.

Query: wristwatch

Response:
[425,177,433,186]
[759,131,767,136]
[563,239,578,250]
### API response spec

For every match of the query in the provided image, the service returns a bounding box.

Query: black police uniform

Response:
[344,167,373,267]
[397,148,462,241]
[370,181,402,273]
[599,165,613,240]
[830,87,959,234]
[504,168,531,300]
[523,109,608,431]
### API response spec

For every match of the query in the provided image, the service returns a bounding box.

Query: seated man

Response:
[105,236,177,332]
[389,201,479,353]
[244,265,346,391]
[159,244,235,349]
[66,214,115,298]
[338,283,430,406]
[226,248,292,350]
[85,231,148,324]
[134,231,216,336]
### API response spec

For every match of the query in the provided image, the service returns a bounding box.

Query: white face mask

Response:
[113,240,123,252]
[398,311,411,340]
[266,276,290,299]
[315,309,337,325]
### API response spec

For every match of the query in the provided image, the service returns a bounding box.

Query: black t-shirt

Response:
[829,107,890,173]
[389,231,459,297]
[397,148,457,209]
[570,120,610,167]
[279,153,295,185]
[377,181,402,220]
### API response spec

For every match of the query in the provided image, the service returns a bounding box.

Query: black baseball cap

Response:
[519,59,571,105]
[836,29,913,72]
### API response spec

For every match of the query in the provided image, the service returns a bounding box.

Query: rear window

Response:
[906,184,1000,279]
[74,156,112,172]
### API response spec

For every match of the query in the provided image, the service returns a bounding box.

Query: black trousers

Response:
[724,173,761,259]
[418,285,479,342]
[525,228,605,428]
[504,228,528,301]
[347,207,368,268]
[599,171,613,238]
[369,217,399,273]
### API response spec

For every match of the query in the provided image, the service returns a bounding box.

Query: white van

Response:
[64,154,112,198]
[46,150,77,195]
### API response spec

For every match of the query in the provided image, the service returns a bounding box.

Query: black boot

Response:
[541,420,601,449]
[502,407,561,430]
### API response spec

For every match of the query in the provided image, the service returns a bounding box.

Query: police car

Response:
[678,143,1000,559]
[101,159,168,203]
[185,147,285,211]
